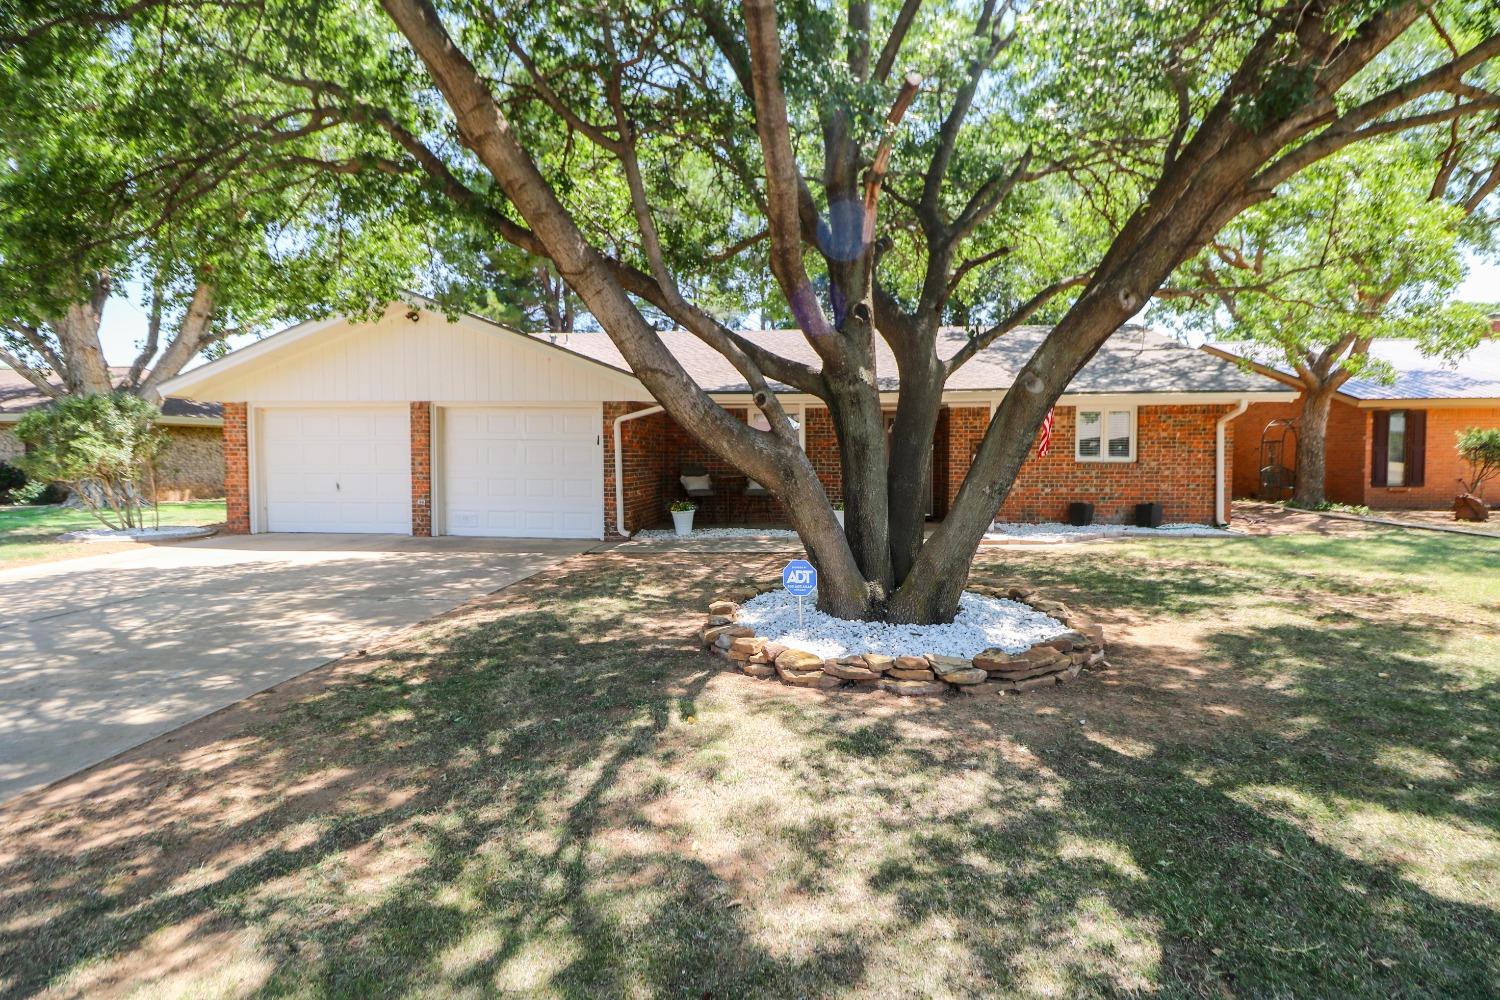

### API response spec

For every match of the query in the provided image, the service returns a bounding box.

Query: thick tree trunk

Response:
[822,325,894,594]
[53,274,113,395]
[1292,382,1335,507]
[886,365,943,584]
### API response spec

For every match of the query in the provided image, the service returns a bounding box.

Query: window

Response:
[1075,406,1136,462]
[1386,410,1406,487]
[1372,409,1426,488]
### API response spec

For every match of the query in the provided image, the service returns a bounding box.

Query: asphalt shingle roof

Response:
[1204,339,1500,401]
[0,367,223,420]
[541,324,1281,395]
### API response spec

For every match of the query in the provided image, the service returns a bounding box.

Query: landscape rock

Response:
[971,648,1015,671]
[703,624,753,646]
[823,659,882,681]
[1041,631,1090,652]
[730,636,768,657]
[778,665,841,688]
[714,627,754,649]
[775,648,825,673]
[926,654,973,676]
[706,586,1103,702]
[880,678,949,697]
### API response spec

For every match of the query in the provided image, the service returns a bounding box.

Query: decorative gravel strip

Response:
[737,588,1062,660]
[986,521,1236,543]
[632,527,802,541]
[58,525,217,543]
[700,583,1108,699]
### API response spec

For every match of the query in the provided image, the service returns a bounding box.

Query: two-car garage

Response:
[162,305,654,539]
[252,403,605,539]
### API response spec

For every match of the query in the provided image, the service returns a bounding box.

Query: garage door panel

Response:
[442,406,600,539]
[261,407,410,534]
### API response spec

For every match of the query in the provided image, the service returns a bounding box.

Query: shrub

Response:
[15,393,166,529]
[0,461,24,504]
[1457,427,1500,496]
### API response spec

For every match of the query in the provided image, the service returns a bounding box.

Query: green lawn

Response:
[1,524,1497,997]
[0,499,226,567]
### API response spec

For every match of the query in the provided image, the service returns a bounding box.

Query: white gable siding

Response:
[175,308,652,404]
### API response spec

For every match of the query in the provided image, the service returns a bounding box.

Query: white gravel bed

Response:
[736,588,1065,660]
[986,521,1234,543]
[632,527,801,540]
[58,525,217,543]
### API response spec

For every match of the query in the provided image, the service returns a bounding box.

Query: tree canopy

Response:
[3,0,1498,621]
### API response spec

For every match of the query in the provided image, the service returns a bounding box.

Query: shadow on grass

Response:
[0,545,1496,998]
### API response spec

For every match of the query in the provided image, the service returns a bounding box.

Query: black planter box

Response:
[1134,502,1164,528]
[1067,502,1095,527]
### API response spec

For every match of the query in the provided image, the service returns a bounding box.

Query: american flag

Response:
[1037,406,1055,458]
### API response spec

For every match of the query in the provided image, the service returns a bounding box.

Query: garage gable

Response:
[161,304,652,405]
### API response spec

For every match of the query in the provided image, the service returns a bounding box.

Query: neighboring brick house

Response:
[0,366,225,500]
[158,303,1291,538]
[1207,332,1500,510]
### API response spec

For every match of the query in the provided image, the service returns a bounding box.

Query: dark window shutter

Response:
[1371,411,1389,487]
[1406,410,1426,487]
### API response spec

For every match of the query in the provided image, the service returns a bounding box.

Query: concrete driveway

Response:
[0,533,595,802]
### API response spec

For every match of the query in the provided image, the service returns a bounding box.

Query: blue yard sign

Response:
[783,559,817,628]
[782,559,817,596]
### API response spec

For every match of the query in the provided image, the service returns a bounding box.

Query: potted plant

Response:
[670,499,697,536]
[832,500,844,529]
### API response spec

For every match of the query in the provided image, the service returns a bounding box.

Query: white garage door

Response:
[442,406,601,539]
[259,408,411,533]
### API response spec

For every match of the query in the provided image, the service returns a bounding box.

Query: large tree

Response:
[6,0,1499,622]
[1161,139,1497,506]
[0,17,436,401]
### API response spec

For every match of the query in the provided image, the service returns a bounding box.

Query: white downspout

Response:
[1215,398,1250,526]
[613,405,664,538]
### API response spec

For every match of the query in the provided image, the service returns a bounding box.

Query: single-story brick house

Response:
[0,366,225,500]
[1207,333,1500,509]
[157,303,1293,538]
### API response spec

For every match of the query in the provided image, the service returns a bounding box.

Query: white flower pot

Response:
[671,509,696,536]
[834,510,845,529]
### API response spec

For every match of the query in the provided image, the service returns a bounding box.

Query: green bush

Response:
[0,461,24,503]
[1457,427,1500,495]
[15,393,166,529]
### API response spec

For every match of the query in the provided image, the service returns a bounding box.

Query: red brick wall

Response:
[607,403,847,533]
[410,402,432,537]
[223,402,250,534]
[992,404,1230,524]
[1367,404,1500,508]
[1323,399,1370,506]
[938,406,990,518]
[1226,395,1497,509]
[610,400,1235,530]
[802,406,842,500]
[1230,401,1300,499]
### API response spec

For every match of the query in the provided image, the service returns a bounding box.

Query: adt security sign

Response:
[782,559,817,596]
[783,559,817,628]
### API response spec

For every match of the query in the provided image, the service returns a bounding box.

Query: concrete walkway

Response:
[0,533,594,802]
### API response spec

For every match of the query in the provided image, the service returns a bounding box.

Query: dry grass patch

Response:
[1,526,1497,998]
